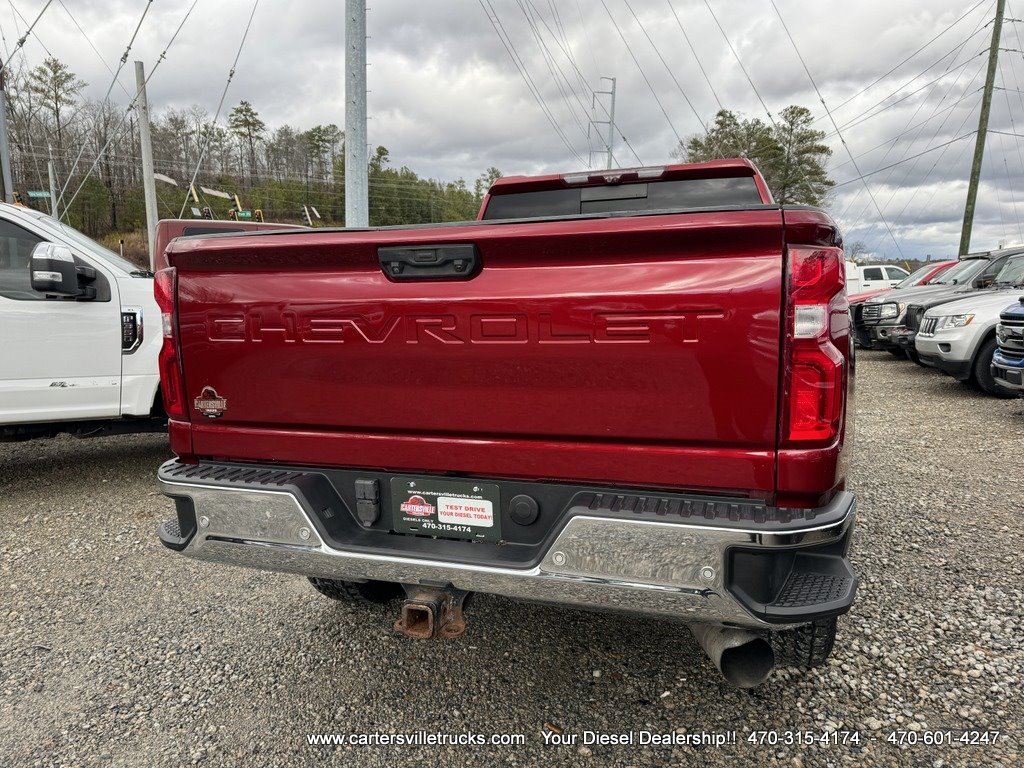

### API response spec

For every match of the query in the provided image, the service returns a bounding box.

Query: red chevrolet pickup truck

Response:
[154,159,857,688]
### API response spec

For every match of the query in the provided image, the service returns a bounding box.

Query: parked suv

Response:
[991,297,1024,395]
[915,254,1024,396]
[854,252,1011,353]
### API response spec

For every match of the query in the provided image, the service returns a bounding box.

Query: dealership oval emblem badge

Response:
[400,495,435,517]
[194,386,227,419]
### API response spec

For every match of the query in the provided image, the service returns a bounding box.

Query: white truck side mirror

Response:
[30,243,80,297]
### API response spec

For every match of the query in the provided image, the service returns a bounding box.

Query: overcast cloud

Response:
[4,0,1024,261]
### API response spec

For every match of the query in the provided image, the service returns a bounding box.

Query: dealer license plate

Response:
[390,476,501,543]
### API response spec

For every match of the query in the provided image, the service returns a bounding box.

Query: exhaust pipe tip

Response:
[689,623,776,689]
[718,636,775,689]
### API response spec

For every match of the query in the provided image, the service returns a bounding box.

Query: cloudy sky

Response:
[4,0,1023,260]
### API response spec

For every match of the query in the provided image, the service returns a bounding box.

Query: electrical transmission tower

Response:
[588,76,617,170]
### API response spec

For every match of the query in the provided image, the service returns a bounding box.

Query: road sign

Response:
[27,190,50,198]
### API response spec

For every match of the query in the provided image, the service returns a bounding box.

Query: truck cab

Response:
[0,203,163,440]
[855,264,910,290]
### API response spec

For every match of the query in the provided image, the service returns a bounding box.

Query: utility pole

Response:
[47,146,58,216]
[135,61,159,269]
[0,63,15,203]
[344,0,368,227]
[588,77,618,170]
[959,0,1005,255]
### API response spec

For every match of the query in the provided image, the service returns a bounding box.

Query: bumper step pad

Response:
[731,551,858,624]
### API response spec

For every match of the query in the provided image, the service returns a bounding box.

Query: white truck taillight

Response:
[153,267,187,420]
[783,246,849,445]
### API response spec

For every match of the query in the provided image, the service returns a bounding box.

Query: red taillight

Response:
[154,267,187,420]
[783,246,848,446]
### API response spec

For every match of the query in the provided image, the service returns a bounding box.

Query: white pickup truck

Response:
[0,203,163,440]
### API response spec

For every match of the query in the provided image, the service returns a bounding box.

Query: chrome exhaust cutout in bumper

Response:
[689,623,775,689]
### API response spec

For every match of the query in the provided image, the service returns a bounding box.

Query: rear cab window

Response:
[885,266,909,280]
[481,176,765,220]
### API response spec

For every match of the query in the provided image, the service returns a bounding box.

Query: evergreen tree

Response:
[227,101,266,182]
[28,57,85,165]
[677,106,833,206]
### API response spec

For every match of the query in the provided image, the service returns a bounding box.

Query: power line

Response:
[770,0,905,259]
[601,0,681,143]
[695,0,828,200]
[516,0,643,165]
[7,0,52,59]
[835,10,992,226]
[1000,142,1023,241]
[844,91,984,243]
[666,0,722,111]
[702,0,775,123]
[831,133,977,187]
[56,0,133,100]
[830,87,981,174]
[827,54,986,138]
[987,136,1008,242]
[545,0,585,93]
[572,0,601,76]
[1,0,52,69]
[996,61,1024,240]
[516,0,591,144]
[179,0,261,217]
[818,0,991,121]
[623,0,707,134]
[55,0,155,215]
[5,2,52,194]
[519,0,615,164]
[478,0,586,165]
[485,0,587,161]
[60,0,202,215]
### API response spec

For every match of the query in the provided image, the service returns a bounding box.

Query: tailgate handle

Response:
[378,244,480,281]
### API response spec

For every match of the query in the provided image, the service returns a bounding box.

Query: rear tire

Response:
[972,336,1017,398]
[308,577,403,604]
[772,617,838,669]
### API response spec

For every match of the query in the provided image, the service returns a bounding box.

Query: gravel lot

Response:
[1,351,1022,767]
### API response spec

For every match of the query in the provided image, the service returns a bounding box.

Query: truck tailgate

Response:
[170,210,785,493]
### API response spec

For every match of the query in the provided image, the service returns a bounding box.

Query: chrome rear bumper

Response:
[157,462,857,630]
